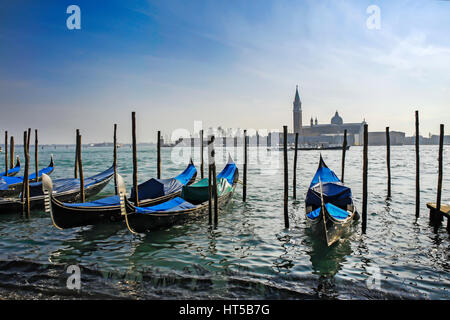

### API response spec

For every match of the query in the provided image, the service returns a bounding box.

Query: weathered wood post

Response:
[256,131,260,148]
[113,124,118,195]
[243,129,248,202]
[22,131,30,216]
[10,136,14,169]
[157,131,161,179]
[4,131,8,177]
[433,124,444,224]
[200,129,204,179]
[34,129,38,182]
[77,133,85,202]
[415,110,420,218]
[211,136,218,225]
[283,126,289,228]
[132,111,139,206]
[362,124,368,234]
[386,127,391,198]
[74,129,80,178]
[207,135,214,224]
[341,129,347,183]
[293,132,299,199]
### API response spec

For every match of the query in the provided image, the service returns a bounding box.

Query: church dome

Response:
[331,111,343,125]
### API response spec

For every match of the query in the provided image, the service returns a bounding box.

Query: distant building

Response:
[368,131,405,145]
[289,86,366,146]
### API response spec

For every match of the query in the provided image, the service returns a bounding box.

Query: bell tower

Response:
[293,85,302,134]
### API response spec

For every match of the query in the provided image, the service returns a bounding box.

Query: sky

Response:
[0,0,449,144]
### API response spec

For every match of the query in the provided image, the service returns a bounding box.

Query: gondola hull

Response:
[47,166,197,229]
[0,173,112,214]
[124,186,236,233]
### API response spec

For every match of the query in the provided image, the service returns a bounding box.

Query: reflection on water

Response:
[0,145,449,299]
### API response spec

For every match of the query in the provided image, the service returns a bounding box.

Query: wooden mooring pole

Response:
[243,130,248,202]
[415,110,420,218]
[362,124,368,234]
[212,142,218,225]
[208,162,212,225]
[293,132,298,200]
[9,136,14,169]
[4,131,8,177]
[34,129,38,182]
[74,129,80,178]
[77,133,85,202]
[22,131,30,216]
[157,131,161,179]
[386,127,391,198]
[132,112,139,206]
[283,126,289,228]
[341,129,347,183]
[200,129,204,179]
[113,124,118,195]
[433,124,444,224]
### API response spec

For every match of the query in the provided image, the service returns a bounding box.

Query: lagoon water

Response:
[0,144,448,299]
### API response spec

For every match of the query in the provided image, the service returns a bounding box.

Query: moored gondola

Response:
[305,155,359,246]
[42,160,197,229]
[0,165,114,214]
[0,156,55,198]
[0,156,20,177]
[120,156,239,234]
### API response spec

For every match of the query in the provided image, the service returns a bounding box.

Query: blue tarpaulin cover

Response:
[174,163,197,185]
[306,203,350,220]
[64,195,120,207]
[305,155,353,210]
[0,160,54,190]
[135,196,195,213]
[217,159,237,185]
[0,165,20,177]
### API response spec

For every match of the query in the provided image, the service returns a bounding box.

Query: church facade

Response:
[290,86,366,146]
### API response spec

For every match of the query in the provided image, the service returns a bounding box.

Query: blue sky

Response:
[0,0,449,143]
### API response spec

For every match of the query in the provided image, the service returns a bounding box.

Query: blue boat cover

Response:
[130,163,197,201]
[305,156,353,209]
[0,163,54,190]
[306,203,350,220]
[28,165,54,181]
[174,163,197,185]
[28,166,114,197]
[0,165,20,177]
[217,161,237,185]
[135,196,196,213]
[64,195,120,207]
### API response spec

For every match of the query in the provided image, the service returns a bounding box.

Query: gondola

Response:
[119,155,239,234]
[0,156,55,198]
[305,155,359,246]
[0,156,21,177]
[0,165,114,214]
[42,160,197,229]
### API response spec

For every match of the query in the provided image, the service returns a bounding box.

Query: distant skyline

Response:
[1,0,449,144]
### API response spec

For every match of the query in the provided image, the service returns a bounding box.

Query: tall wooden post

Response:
[22,131,30,216]
[34,129,38,182]
[157,131,161,179]
[132,112,139,206]
[211,136,218,225]
[4,131,8,177]
[362,124,368,234]
[113,124,118,195]
[435,124,444,223]
[243,129,248,202]
[9,136,14,169]
[386,127,391,198]
[283,126,289,228]
[208,162,212,225]
[77,133,85,202]
[207,135,214,224]
[200,129,204,179]
[415,110,420,218]
[74,129,80,178]
[256,131,260,148]
[341,129,347,183]
[293,132,299,199]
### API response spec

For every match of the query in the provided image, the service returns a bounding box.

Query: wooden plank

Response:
[427,203,450,217]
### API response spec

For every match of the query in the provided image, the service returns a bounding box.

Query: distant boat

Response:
[267,144,350,151]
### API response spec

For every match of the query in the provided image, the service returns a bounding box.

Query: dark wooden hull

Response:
[0,174,111,215]
[49,174,197,229]
[125,186,236,233]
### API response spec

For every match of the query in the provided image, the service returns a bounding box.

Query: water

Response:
[0,144,449,299]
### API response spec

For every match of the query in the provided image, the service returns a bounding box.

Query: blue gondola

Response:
[0,156,20,177]
[305,155,359,246]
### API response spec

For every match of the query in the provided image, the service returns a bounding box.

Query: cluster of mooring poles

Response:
[2,129,39,216]
[284,110,447,233]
